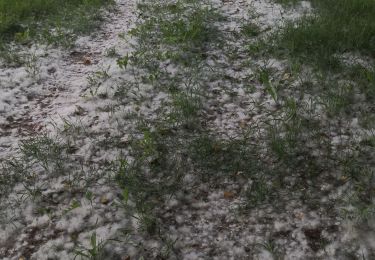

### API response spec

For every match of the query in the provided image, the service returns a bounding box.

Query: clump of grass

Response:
[241,22,261,37]
[127,0,223,70]
[274,0,300,6]
[74,232,109,260]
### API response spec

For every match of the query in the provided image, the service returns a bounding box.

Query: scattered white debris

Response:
[0,0,374,259]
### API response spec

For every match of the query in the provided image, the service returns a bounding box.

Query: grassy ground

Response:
[275,0,375,67]
[0,0,374,258]
[99,0,375,255]
[271,0,375,144]
[267,0,375,223]
[0,0,112,63]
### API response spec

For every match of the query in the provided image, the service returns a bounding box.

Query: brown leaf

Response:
[224,191,235,199]
[100,195,109,205]
[282,73,292,81]
[239,120,247,128]
[83,58,92,65]
[294,212,304,220]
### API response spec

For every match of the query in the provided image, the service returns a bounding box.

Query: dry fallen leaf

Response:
[212,143,221,153]
[83,58,92,65]
[295,212,304,220]
[100,195,109,204]
[340,175,348,181]
[239,120,247,128]
[282,73,292,81]
[74,105,86,116]
[224,191,235,199]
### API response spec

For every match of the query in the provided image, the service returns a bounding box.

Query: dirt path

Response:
[0,0,137,160]
[0,1,139,259]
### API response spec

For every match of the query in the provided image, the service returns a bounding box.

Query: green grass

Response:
[0,0,112,50]
[275,0,375,69]
[128,0,223,70]
[264,0,375,224]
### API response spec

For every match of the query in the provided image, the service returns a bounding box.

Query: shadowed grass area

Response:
[270,0,375,111]
[0,0,113,47]
[257,0,375,227]
[275,0,375,69]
